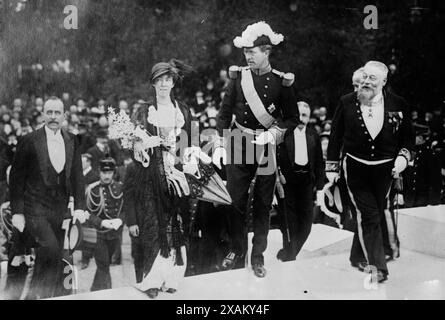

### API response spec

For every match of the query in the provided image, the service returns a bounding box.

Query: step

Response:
[398,205,445,258]
[53,249,445,300]
[247,224,354,265]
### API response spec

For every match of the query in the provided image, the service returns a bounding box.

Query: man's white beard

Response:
[357,88,375,106]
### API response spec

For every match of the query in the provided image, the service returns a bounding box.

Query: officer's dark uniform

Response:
[216,32,298,275]
[327,90,414,279]
[404,125,442,207]
[86,159,123,291]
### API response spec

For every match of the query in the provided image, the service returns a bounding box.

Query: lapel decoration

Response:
[388,111,402,134]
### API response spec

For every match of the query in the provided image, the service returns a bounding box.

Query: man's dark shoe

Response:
[351,261,368,272]
[144,288,159,299]
[252,264,267,278]
[377,270,388,283]
[276,249,295,262]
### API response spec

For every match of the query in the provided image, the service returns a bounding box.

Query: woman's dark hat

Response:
[150,59,193,83]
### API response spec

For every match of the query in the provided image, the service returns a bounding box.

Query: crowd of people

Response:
[1,21,445,300]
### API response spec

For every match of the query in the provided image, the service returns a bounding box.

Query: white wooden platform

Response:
[47,205,445,300]
[398,205,445,258]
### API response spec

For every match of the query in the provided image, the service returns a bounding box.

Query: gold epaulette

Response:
[228,65,241,79]
[272,69,295,87]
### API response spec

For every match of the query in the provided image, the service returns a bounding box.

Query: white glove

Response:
[101,220,115,230]
[183,146,212,165]
[212,147,227,169]
[251,131,275,145]
[392,156,408,176]
[143,136,162,149]
[12,214,25,233]
[72,209,89,224]
[110,218,123,230]
[396,194,405,206]
[129,225,139,237]
[316,190,324,207]
[326,172,339,184]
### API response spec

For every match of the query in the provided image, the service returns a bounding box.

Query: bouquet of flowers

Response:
[108,107,161,167]
[107,108,231,205]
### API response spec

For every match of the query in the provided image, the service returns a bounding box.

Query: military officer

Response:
[326,61,414,283]
[214,21,299,278]
[403,123,442,207]
[86,158,124,291]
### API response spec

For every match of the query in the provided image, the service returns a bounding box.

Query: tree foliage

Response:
[1,0,444,112]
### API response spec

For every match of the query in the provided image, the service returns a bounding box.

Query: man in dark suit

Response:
[9,97,88,299]
[403,123,442,207]
[87,129,122,173]
[277,101,325,261]
[0,136,13,206]
[326,61,414,283]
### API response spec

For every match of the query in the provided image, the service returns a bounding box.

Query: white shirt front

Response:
[294,126,308,166]
[45,125,66,173]
[360,92,384,140]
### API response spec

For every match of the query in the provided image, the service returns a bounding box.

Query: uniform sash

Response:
[240,67,276,129]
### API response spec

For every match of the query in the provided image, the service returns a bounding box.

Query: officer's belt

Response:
[234,120,263,136]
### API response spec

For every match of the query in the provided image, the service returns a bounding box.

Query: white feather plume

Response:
[233,21,284,48]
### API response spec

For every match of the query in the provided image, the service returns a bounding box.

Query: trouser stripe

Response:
[343,157,369,264]
[384,185,399,258]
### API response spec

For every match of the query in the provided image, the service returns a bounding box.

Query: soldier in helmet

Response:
[86,157,124,291]
[213,21,299,278]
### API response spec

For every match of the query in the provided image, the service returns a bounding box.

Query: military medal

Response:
[366,107,373,118]
[268,103,276,113]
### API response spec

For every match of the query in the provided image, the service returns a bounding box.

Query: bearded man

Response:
[326,61,414,282]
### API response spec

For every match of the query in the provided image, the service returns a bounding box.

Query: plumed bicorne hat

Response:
[233,21,284,48]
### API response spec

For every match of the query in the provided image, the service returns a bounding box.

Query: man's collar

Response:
[251,64,272,76]
[371,92,383,104]
[44,125,62,137]
[294,125,307,134]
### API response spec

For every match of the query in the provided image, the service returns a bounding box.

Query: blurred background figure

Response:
[403,123,442,207]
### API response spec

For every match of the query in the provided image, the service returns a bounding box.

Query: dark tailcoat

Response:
[8,126,85,299]
[276,126,325,260]
[279,126,325,190]
[327,91,414,170]
[10,126,86,217]
[326,90,415,275]
[404,142,442,207]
